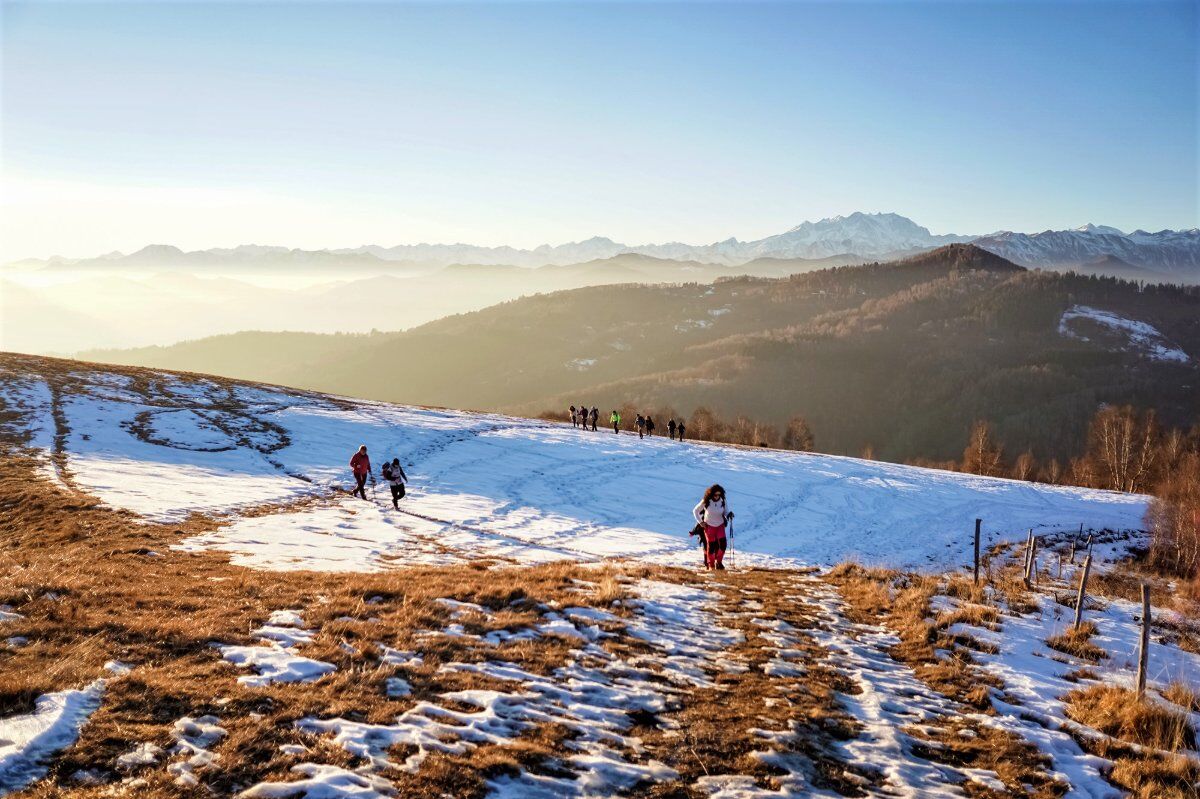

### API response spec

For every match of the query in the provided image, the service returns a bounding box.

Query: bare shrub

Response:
[1146,451,1200,583]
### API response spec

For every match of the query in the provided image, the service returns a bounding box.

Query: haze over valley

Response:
[6,212,1200,355]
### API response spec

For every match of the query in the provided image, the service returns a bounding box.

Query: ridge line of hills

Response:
[81,244,1200,465]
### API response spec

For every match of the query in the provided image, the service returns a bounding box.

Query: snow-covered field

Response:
[0,366,1147,572]
[1,361,1196,798]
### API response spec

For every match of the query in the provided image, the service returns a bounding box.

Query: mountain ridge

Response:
[15,212,1200,275]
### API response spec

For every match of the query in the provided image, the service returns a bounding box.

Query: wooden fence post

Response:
[1073,550,1093,629]
[1031,536,1038,586]
[974,518,981,585]
[1136,583,1151,698]
[1023,530,1034,587]
[1024,531,1038,588]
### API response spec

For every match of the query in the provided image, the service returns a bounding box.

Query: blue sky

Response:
[1,1,1196,259]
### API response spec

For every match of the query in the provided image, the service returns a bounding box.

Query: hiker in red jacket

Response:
[350,445,371,499]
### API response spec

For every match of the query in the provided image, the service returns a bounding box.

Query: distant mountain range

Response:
[10,212,1200,278]
[84,244,1200,462]
[971,225,1200,278]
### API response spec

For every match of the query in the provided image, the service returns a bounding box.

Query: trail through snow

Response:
[0,368,1148,572]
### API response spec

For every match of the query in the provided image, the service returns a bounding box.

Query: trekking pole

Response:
[370,472,378,502]
[728,517,734,570]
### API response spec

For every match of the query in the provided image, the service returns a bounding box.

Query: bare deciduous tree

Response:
[782,416,815,452]
[1011,450,1036,481]
[962,420,1004,477]
[1086,405,1159,493]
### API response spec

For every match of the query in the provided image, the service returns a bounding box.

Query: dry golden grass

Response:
[825,565,1070,795]
[1161,681,1200,713]
[1045,621,1108,663]
[828,565,1001,709]
[1105,751,1200,799]
[935,604,1001,632]
[628,569,874,797]
[906,720,1066,799]
[1064,685,1200,799]
[1065,685,1196,752]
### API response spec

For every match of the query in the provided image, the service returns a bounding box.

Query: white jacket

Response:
[693,498,729,528]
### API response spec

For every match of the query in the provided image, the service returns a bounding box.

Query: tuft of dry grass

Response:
[1065,685,1196,752]
[1061,668,1099,684]
[1160,681,1200,714]
[1045,622,1107,663]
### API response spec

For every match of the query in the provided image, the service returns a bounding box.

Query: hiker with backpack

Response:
[678,420,686,441]
[668,418,677,440]
[381,458,408,509]
[693,483,733,570]
[645,416,656,437]
[636,414,645,439]
[611,410,621,434]
[570,405,578,427]
[590,407,599,431]
[349,445,371,500]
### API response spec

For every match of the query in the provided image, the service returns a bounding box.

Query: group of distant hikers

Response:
[346,432,732,570]
[569,405,686,441]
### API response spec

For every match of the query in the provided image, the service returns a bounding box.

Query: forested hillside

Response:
[86,245,1200,462]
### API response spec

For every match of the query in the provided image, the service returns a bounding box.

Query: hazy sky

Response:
[1,0,1196,260]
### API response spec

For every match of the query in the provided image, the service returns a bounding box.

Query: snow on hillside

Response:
[1,365,1147,572]
[1059,305,1190,363]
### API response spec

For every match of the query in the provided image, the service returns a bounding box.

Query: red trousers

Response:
[704,524,727,568]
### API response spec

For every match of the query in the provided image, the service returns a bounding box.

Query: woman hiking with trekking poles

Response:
[692,484,733,570]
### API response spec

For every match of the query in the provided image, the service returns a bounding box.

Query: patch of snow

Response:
[115,742,163,770]
[268,610,306,627]
[385,677,412,698]
[0,681,104,794]
[166,715,226,787]
[239,763,395,798]
[219,645,335,687]
[1059,305,1189,363]
[217,610,334,687]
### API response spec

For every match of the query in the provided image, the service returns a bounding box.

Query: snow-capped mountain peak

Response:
[1075,223,1126,237]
